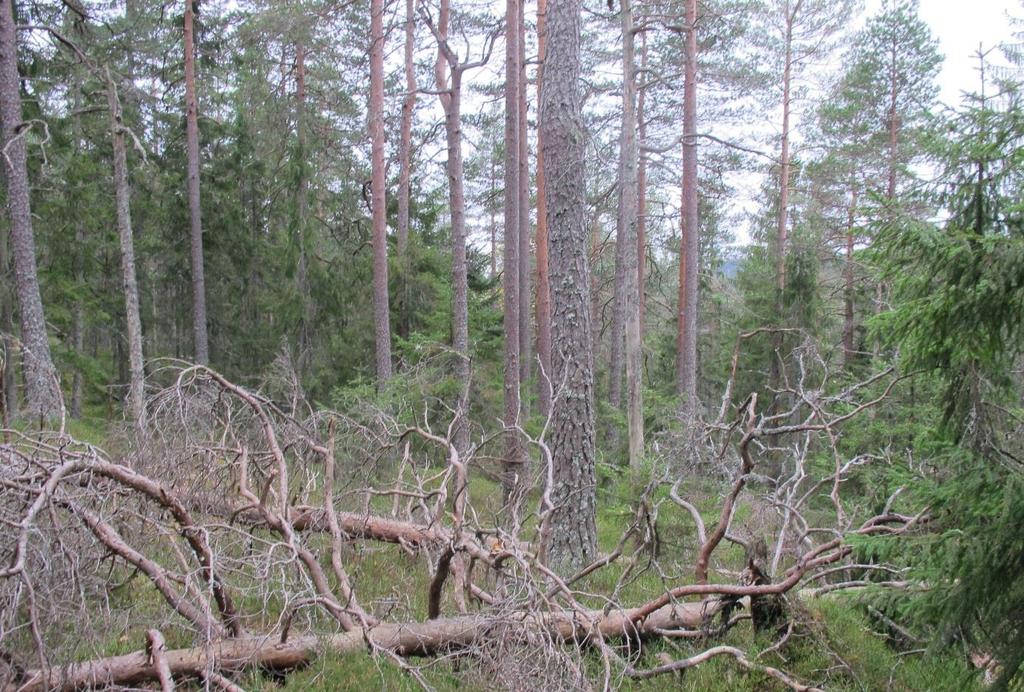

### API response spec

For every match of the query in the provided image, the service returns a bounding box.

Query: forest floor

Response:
[46,414,979,692]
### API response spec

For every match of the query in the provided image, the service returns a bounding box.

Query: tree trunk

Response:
[618,0,643,470]
[0,0,60,421]
[842,186,858,369]
[294,41,313,376]
[184,0,209,365]
[517,9,532,390]
[70,86,85,419]
[607,202,626,408]
[397,0,416,339]
[370,0,393,382]
[540,0,597,571]
[769,5,794,397]
[106,75,146,433]
[0,207,16,424]
[432,0,471,456]
[636,29,648,340]
[534,0,553,418]
[502,0,525,505]
[677,0,699,414]
[11,601,719,692]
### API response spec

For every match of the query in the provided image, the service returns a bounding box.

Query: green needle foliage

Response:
[873,76,1024,688]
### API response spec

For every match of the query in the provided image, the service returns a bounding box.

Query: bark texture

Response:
[677,0,699,413]
[617,0,643,469]
[540,0,597,571]
[769,2,795,396]
[397,0,416,338]
[106,75,146,432]
[370,0,393,382]
[534,0,552,417]
[432,0,471,455]
[0,0,60,420]
[294,41,313,375]
[502,0,525,502]
[184,0,209,365]
[517,8,532,389]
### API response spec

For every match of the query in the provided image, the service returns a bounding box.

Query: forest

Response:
[1,0,1023,689]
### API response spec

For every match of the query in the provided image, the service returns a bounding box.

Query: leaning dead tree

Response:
[1,356,920,691]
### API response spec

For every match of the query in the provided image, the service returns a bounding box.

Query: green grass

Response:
[38,432,980,690]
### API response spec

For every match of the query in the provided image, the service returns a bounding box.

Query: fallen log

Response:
[8,599,722,691]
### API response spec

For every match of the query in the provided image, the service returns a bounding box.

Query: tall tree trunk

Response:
[370,0,393,382]
[184,0,209,365]
[432,0,470,456]
[534,0,552,418]
[502,0,525,505]
[0,0,60,421]
[517,9,532,390]
[540,0,597,572]
[490,154,498,277]
[397,0,416,339]
[106,74,146,433]
[842,186,858,369]
[607,202,626,408]
[70,86,85,419]
[636,29,648,340]
[295,41,313,375]
[769,4,794,396]
[677,0,699,414]
[618,0,643,470]
[0,204,16,424]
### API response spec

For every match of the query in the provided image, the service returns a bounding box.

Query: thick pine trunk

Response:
[677,0,699,413]
[534,0,553,418]
[502,0,525,504]
[517,11,532,390]
[370,0,393,382]
[618,0,643,470]
[184,0,209,365]
[397,0,416,339]
[0,0,60,421]
[540,0,597,571]
[433,0,471,456]
[106,76,146,433]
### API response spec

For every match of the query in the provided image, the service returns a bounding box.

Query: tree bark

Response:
[70,86,85,419]
[0,0,60,421]
[677,0,699,414]
[184,0,209,365]
[370,0,393,382]
[502,0,525,504]
[540,0,597,571]
[294,41,313,376]
[0,208,16,424]
[617,0,643,470]
[397,0,416,339]
[534,0,552,418]
[636,29,648,340]
[106,74,146,433]
[842,186,858,369]
[517,8,532,389]
[432,0,471,455]
[769,3,795,396]
[10,600,717,692]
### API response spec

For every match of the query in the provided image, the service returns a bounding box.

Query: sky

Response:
[897,0,1019,104]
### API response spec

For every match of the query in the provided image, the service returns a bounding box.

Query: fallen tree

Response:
[1,362,918,690]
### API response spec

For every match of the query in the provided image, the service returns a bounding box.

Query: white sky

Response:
[895,0,1019,104]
